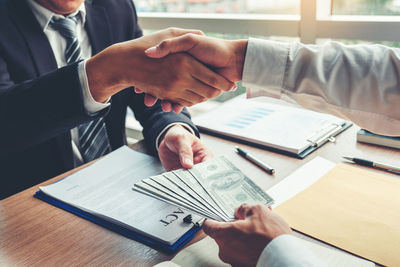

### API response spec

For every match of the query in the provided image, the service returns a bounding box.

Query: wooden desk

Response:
[1,125,399,266]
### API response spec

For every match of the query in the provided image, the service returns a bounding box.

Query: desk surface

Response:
[1,125,399,266]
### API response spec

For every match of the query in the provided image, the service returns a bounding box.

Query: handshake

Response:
[86,28,248,112]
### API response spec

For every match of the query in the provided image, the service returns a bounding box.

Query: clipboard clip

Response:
[307,123,344,147]
[183,214,201,228]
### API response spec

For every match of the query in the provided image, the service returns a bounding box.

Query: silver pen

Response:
[343,156,400,174]
[235,146,275,175]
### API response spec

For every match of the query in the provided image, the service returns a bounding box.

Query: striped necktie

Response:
[51,15,112,162]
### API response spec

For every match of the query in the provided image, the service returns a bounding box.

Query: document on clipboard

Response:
[193,97,352,158]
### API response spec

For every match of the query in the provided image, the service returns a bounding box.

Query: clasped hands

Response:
[136,28,248,112]
[86,28,244,108]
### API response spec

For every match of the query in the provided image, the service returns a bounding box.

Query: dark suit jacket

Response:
[0,0,199,199]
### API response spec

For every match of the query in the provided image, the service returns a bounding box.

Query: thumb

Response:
[177,138,194,169]
[145,34,199,58]
[203,219,230,238]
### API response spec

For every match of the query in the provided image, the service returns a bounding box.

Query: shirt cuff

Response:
[155,123,195,152]
[257,234,326,267]
[78,60,111,114]
[243,38,290,99]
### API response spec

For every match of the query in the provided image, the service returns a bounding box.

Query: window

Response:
[332,0,400,16]
[135,0,300,15]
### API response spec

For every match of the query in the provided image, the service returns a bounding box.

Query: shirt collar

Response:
[27,0,87,31]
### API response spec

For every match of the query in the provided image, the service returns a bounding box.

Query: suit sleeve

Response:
[256,235,326,267]
[128,93,200,156]
[0,59,109,156]
[125,0,199,155]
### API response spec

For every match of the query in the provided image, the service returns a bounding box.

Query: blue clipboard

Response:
[34,190,201,254]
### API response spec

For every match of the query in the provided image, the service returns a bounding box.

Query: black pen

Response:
[343,156,400,174]
[235,146,275,175]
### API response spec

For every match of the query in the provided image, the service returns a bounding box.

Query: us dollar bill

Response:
[151,174,225,220]
[188,156,274,218]
[171,169,231,221]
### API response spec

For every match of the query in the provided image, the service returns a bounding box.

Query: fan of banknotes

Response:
[133,156,274,221]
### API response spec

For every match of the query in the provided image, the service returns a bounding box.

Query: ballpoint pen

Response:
[235,146,275,175]
[343,156,400,174]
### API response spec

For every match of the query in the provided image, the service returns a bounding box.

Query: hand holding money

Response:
[203,204,293,266]
[133,156,274,221]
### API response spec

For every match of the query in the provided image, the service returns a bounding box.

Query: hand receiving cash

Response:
[133,156,274,221]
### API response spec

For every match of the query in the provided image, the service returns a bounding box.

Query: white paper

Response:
[40,146,201,245]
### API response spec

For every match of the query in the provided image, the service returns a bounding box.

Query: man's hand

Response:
[144,33,248,112]
[85,28,235,105]
[203,204,292,267]
[146,33,248,82]
[158,124,213,170]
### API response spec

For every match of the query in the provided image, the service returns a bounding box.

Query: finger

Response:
[172,104,184,113]
[144,94,158,107]
[168,28,205,37]
[202,219,231,238]
[234,203,251,220]
[194,151,212,164]
[161,100,172,112]
[182,90,206,105]
[193,143,213,164]
[177,136,194,168]
[134,87,144,94]
[190,61,236,93]
[173,98,195,108]
[145,33,200,58]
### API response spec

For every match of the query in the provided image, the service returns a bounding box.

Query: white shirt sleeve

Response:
[256,235,326,267]
[78,60,111,114]
[242,38,400,136]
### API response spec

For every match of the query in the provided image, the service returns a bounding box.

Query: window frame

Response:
[137,0,400,43]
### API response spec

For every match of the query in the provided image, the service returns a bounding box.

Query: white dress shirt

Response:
[242,38,400,266]
[243,38,400,136]
[256,235,326,267]
[27,0,192,164]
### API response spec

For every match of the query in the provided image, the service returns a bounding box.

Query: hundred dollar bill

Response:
[139,179,210,216]
[133,185,215,220]
[172,169,231,221]
[188,156,274,218]
[150,174,225,220]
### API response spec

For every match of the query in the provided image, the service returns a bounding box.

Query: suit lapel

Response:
[8,0,74,168]
[7,0,58,75]
[85,2,113,55]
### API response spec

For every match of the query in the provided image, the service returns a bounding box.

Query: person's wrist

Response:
[232,39,248,81]
[86,44,127,103]
[159,124,191,144]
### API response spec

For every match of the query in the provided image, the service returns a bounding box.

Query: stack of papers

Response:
[133,156,274,221]
[36,146,203,251]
